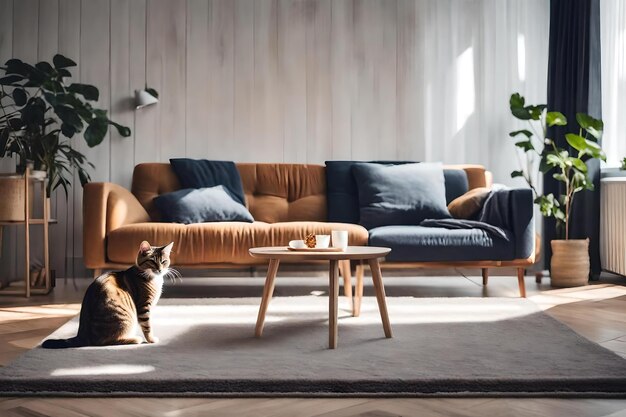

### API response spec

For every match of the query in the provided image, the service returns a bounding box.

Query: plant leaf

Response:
[570,158,588,172]
[576,113,603,139]
[53,54,77,69]
[511,107,532,120]
[515,140,535,152]
[510,93,525,109]
[84,118,108,147]
[565,133,587,152]
[42,79,63,93]
[581,140,606,161]
[35,61,55,75]
[511,170,524,178]
[58,68,72,78]
[527,105,546,120]
[12,88,27,106]
[54,105,83,130]
[566,133,606,160]
[546,153,563,167]
[509,129,533,138]
[93,108,107,118]
[61,123,76,138]
[0,74,23,85]
[68,83,99,101]
[4,58,25,73]
[546,111,567,127]
[78,168,90,186]
[510,93,531,120]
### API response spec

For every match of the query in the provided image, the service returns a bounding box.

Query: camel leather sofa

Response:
[83,162,534,297]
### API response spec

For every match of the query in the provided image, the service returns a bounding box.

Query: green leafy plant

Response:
[621,157,626,170]
[509,93,606,239]
[0,54,131,196]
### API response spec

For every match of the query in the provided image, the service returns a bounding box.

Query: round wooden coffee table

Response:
[249,246,392,349]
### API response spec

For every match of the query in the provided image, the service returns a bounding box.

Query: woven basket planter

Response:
[550,239,590,287]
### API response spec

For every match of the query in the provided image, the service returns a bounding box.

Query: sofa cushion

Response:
[132,163,328,223]
[153,186,254,224]
[107,221,368,265]
[368,225,515,262]
[236,164,327,223]
[447,187,491,220]
[352,162,451,229]
[170,159,246,205]
[325,161,471,224]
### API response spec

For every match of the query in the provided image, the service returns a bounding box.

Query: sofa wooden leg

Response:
[93,269,102,279]
[535,272,543,284]
[353,261,365,317]
[517,268,527,298]
[482,268,488,286]
[339,260,353,300]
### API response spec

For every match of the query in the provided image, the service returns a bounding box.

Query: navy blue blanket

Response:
[421,189,511,241]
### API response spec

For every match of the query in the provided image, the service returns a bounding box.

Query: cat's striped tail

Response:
[41,336,86,349]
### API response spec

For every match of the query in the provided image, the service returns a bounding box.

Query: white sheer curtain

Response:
[601,0,626,166]
[418,0,550,186]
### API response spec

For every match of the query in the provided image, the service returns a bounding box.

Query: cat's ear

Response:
[139,241,151,255]
[162,242,174,256]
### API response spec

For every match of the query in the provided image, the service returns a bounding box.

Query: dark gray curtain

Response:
[545,0,602,279]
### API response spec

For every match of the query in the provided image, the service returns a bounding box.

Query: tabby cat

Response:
[42,241,174,349]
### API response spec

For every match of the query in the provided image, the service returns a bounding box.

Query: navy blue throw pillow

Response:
[154,186,254,224]
[352,162,451,229]
[169,159,246,206]
[325,160,468,224]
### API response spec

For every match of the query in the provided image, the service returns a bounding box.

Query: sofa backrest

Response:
[131,162,492,223]
[324,161,493,224]
[131,163,327,222]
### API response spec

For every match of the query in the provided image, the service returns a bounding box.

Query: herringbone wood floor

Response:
[1,272,626,417]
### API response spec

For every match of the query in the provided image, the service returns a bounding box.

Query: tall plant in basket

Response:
[508,93,605,287]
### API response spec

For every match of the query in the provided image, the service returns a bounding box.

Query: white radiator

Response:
[600,177,626,276]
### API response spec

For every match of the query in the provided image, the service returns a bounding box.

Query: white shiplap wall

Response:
[0,0,549,278]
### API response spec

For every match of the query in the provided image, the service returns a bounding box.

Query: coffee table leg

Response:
[368,258,393,338]
[255,259,280,338]
[353,261,364,317]
[339,260,353,311]
[329,259,339,349]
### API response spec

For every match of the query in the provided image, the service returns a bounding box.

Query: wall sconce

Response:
[134,87,158,110]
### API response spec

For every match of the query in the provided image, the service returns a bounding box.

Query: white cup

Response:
[315,235,331,248]
[289,239,306,249]
[331,230,349,250]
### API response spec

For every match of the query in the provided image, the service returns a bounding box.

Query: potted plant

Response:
[0,54,130,200]
[508,93,606,287]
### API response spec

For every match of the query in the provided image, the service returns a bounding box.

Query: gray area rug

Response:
[1,296,625,397]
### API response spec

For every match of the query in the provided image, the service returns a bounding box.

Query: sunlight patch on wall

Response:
[456,47,475,133]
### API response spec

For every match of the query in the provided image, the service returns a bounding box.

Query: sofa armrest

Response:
[509,188,535,260]
[83,182,151,269]
[480,188,535,260]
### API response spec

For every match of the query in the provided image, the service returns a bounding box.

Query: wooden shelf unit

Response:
[0,169,52,297]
